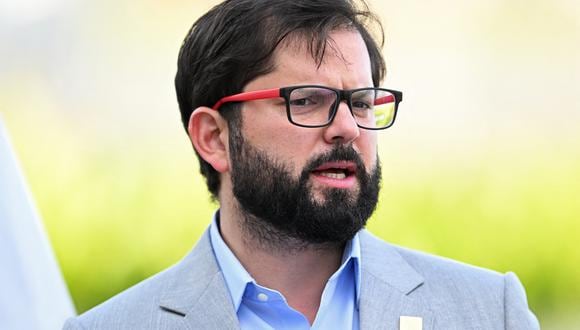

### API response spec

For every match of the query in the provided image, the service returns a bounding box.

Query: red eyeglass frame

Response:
[212,88,281,111]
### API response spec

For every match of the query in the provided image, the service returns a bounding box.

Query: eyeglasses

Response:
[212,85,403,130]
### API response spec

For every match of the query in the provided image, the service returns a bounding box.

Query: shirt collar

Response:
[342,228,362,306]
[209,212,253,311]
[209,210,362,311]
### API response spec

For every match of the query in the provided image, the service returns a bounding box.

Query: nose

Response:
[322,101,360,144]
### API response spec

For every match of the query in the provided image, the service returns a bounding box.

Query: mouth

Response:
[310,161,357,188]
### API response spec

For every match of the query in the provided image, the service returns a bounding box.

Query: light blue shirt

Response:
[209,212,361,330]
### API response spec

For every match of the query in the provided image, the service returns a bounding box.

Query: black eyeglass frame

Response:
[211,84,403,130]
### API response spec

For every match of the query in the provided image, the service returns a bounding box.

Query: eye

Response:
[352,100,372,109]
[290,97,316,106]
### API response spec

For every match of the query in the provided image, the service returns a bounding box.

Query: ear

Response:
[188,107,229,173]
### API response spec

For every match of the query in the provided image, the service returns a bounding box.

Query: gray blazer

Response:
[63,230,539,329]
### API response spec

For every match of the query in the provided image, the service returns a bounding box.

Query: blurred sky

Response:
[1,0,578,164]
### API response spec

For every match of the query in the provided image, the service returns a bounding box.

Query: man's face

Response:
[227,29,381,245]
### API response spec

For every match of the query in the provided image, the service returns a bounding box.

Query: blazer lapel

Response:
[358,230,435,330]
[156,228,435,329]
[158,230,240,329]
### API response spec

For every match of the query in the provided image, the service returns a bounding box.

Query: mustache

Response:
[302,144,367,175]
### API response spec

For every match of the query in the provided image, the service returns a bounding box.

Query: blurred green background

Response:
[1,0,578,328]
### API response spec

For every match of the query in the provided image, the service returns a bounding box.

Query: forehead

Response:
[247,29,373,90]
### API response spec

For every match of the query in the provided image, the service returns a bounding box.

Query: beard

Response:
[229,129,381,251]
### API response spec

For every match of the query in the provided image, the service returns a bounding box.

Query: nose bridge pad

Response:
[328,92,356,128]
[336,100,355,125]
[328,99,339,121]
[329,91,346,122]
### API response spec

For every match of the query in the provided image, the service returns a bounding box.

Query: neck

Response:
[218,199,345,324]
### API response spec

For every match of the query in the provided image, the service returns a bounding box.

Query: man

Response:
[64,0,539,329]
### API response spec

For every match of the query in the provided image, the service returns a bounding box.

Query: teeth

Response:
[320,172,347,179]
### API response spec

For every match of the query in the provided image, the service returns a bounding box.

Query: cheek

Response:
[358,133,378,166]
[241,111,317,165]
[264,130,319,165]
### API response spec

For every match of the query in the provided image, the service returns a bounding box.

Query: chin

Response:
[312,187,360,206]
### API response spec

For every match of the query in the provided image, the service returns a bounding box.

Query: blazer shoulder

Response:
[361,231,504,284]
[395,243,503,280]
[64,230,220,329]
[64,261,183,329]
[360,229,503,285]
[359,230,539,328]
[394,242,539,328]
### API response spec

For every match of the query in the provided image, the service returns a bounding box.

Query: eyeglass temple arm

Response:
[374,95,394,106]
[211,88,281,110]
[374,92,404,106]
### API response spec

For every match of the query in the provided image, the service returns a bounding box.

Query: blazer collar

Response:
[158,230,240,329]
[358,230,435,330]
[157,228,434,330]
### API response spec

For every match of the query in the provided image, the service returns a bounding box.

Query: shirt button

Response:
[257,293,269,302]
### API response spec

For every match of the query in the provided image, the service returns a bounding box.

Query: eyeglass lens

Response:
[288,87,396,129]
